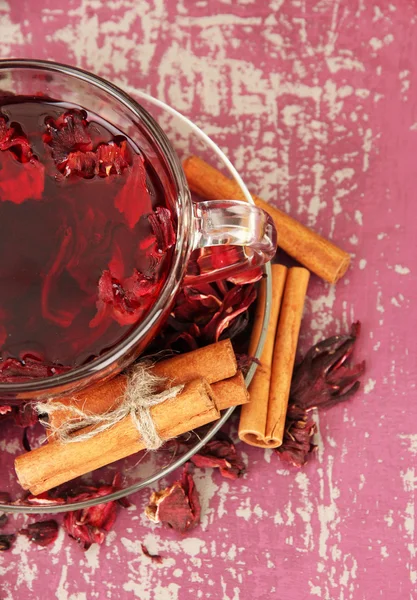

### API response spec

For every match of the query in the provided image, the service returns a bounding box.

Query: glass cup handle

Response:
[184,200,277,286]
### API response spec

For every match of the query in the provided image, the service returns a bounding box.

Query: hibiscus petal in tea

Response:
[0,97,176,380]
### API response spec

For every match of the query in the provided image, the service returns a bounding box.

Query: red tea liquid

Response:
[0,97,176,379]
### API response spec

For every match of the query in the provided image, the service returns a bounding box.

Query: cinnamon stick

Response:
[267,267,310,446]
[15,378,220,496]
[46,340,238,436]
[212,371,249,410]
[152,339,237,384]
[238,265,288,448]
[183,156,350,284]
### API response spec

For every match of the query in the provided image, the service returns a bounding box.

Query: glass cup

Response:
[0,59,277,403]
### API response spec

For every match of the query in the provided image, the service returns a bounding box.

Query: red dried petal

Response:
[0,135,34,163]
[118,496,132,509]
[276,405,317,468]
[96,270,115,305]
[63,474,124,550]
[202,284,257,342]
[0,534,15,551]
[197,246,243,274]
[0,151,45,204]
[115,153,151,228]
[145,467,200,534]
[153,279,255,351]
[13,402,38,428]
[227,267,264,285]
[20,520,59,547]
[0,355,69,383]
[190,436,245,480]
[0,116,35,163]
[162,325,200,353]
[63,511,104,550]
[62,141,131,179]
[141,543,163,563]
[173,286,222,325]
[45,110,92,165]
[78,489,118,531]
[92,268,156,327]
[290,322,365,410]
[148,206,176,252]
[64,150,97,178]
[220,310,250,341]
[96,140,130,176]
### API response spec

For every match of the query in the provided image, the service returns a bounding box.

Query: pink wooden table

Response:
[1,1,416,598]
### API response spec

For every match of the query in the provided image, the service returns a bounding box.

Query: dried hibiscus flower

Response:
[173,285,222,325]
[0,116,34,163]
[91,268,157,328]
[0,152,45,204]
[154,279,257,352]
[290,321,366,411]
[164,432,245,479]
[115,153,151,228]
[63,150,97,178]
[145,467,200,534]
[20,520,59,547]
[189,432,245,480]
[148,206,176,253]
[96,140,130,176]
[201,284,257,343]
[44,109,92,166]
[277,322,365,467]
[0,354,70,383]
[63,474,125,550]
[63,140,131,179]
[277,405,317,467]
[161,321,200,353]
[0,116,45,203]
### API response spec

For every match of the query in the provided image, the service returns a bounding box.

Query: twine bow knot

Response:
[37,361,184,450]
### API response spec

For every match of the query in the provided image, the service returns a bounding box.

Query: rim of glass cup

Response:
[0,58,194,396]
[0,60,272,513]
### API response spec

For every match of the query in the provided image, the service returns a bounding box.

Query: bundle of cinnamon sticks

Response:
[15,340,249,495]
[14,154,350,495]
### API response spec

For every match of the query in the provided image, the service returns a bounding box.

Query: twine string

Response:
[36,361,184,449]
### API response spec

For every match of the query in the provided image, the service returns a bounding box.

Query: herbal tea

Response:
[0,97,176,380]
